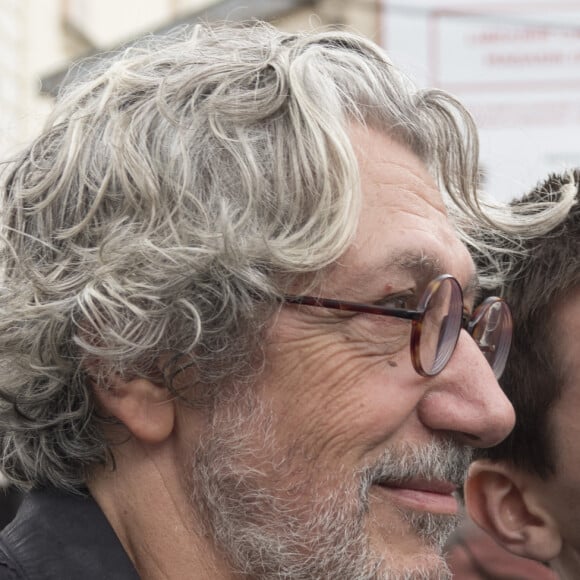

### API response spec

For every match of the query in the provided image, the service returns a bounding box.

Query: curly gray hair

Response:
[0,21,484,491]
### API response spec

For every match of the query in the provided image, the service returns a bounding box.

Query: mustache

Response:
[361,438,473,491]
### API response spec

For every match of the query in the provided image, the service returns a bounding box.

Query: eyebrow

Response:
[395,251,479,296]
[344,249,480,299]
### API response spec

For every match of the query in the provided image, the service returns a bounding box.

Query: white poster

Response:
[380,0,580,201]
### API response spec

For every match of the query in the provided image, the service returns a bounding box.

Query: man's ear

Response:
[92,375,176,444]
[465,459,562,563]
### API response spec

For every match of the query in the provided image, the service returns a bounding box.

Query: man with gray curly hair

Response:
[0,21,516,580]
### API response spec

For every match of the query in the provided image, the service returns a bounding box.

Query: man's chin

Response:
[373,553,453,580]
[365,493,457,578]
[367,527,453,580]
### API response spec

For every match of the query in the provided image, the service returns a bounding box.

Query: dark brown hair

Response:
[474,170,580,477]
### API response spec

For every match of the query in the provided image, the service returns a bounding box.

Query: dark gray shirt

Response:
[0,488,140,579]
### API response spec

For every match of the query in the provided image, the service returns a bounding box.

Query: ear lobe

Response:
[92,376,175,444]
[465,459,562,563]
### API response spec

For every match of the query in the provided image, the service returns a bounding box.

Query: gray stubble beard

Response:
[189,394,469,579]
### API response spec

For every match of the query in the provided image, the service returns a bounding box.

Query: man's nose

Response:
[416,330,516,448]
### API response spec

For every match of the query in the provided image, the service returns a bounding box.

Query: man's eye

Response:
[378,294,415,310]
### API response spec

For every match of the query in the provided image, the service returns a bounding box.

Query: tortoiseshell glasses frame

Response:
[284,274,512,378]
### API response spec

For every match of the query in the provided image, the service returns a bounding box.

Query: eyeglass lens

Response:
[418,276,511,378]
[418,276,463,376]
[469,298,512,378]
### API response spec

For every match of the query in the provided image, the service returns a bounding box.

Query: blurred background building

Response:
[1,0,580,201]
[0,0,379,165]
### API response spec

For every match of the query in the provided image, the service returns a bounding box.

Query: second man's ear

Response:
[465,459,562,563]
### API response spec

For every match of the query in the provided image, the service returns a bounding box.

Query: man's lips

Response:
[372,479,460,514]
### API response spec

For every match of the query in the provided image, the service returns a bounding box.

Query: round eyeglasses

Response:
[284,274,512,378]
